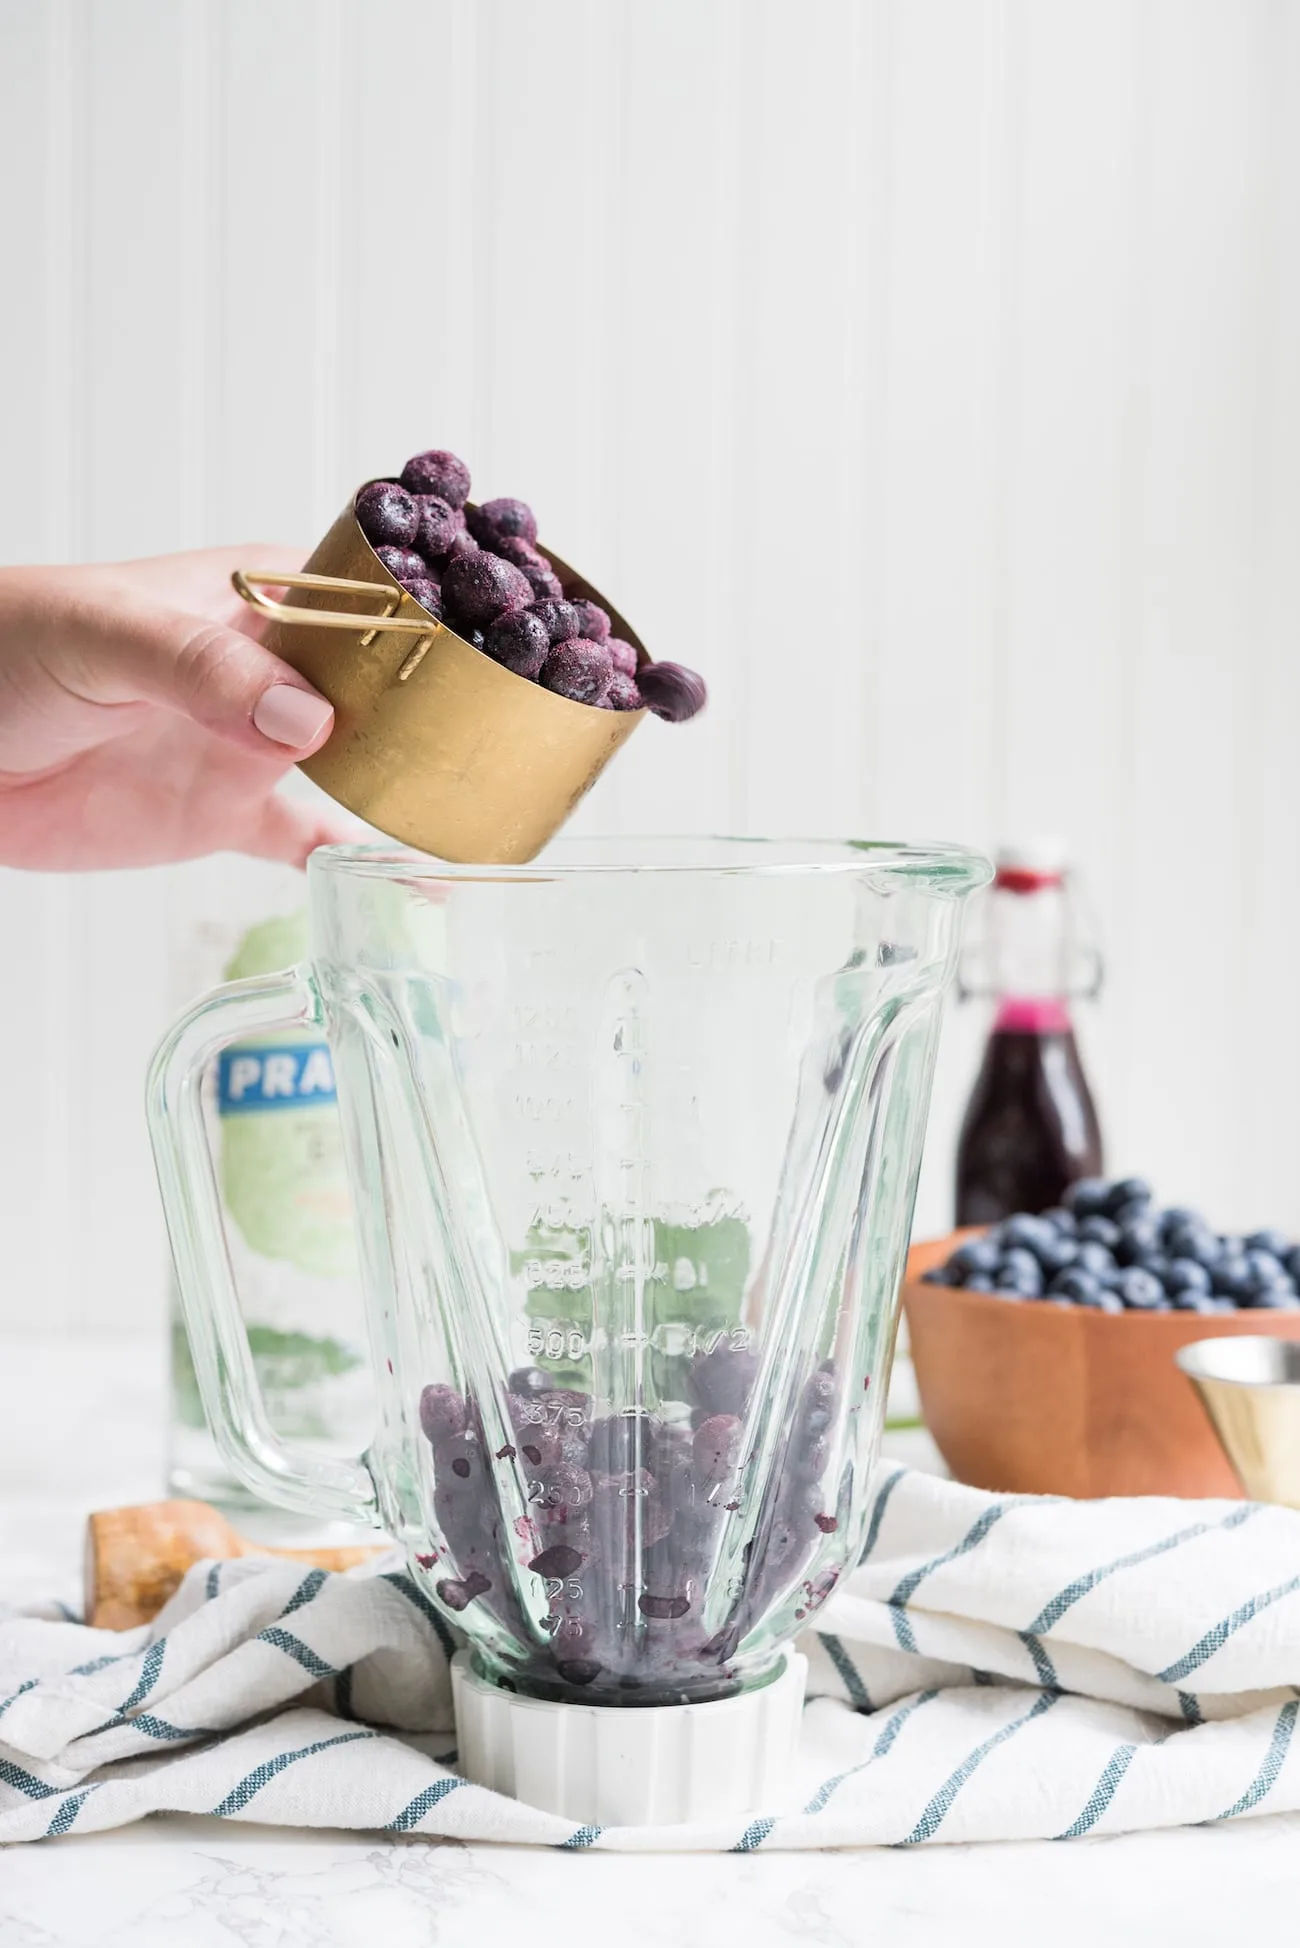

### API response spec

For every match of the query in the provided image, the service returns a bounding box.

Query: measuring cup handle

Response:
[146,969,379,1530]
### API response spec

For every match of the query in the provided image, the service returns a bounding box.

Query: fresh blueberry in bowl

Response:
[1164,1257,1212,1296]
[1063,1178,1111,1220]
[1049,1269,1102,1304]
[1247,1229,1292,1259]
[951,1238,1001,1278]
[1116,1216,1162,1264]
[1041,1207,1078,1236]
[1078,1215,1122,1250]
[1075,1241,1118,1281]
[1114,1267,1165,1311]
[1104,1177,1153,1217]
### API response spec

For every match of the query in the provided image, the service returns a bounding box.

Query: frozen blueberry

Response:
[414,493,459,563]
[1063,1178,1111,1219]
[636,661,707,723]
[374,544,428,583]
[483,607,549,679]
[437,1570,491,1611]
[540,638,613,705]
[400,448,471,509]
[693,1414,744,1482]
[446,526,480,562]
[1078,1215,1122,1250]
[419,1383,467,1446]
[442,551,534,627]
[951,1237,1001,1278]
[600,673,643,712]
[607,638,639,679]
[569,599,611,643]
[1041,1207,1078,1236]
[355,479,419,548]
[467,496,538,548]
[1105,1177,1152,1217]
[689,1346,759,1417]
[401,574,443,617]
[1115,1267,1166,1311]
[528,599,582,645]
[1164,1257,1212,1296]
[487,535,563,600]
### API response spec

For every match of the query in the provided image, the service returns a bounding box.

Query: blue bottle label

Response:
[217,1042,337,1114]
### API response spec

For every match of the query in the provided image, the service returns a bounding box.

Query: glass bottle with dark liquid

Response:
[955,845,1103,1224]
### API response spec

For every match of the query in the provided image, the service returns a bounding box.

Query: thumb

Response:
[77,594,336,758]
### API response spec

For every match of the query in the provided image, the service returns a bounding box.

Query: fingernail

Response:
[253,684,333,748]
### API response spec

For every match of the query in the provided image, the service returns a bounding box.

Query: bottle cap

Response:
[994,838,1069,892]
[451,1647,807,1827]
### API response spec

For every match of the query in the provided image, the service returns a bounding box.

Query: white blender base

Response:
[451,1648,807,1827]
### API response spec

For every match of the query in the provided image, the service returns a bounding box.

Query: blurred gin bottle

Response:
[166,844,373,1527]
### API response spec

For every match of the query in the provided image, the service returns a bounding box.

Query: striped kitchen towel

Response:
[2,1465,1299,1851]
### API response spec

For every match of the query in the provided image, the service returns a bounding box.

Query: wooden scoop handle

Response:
[85,1499,385,1630]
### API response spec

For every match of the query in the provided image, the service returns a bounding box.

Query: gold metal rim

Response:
[232,567,439,636]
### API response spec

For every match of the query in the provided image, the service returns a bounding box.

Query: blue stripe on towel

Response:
[119,1640,166,1714]
[256,1627,337,1680]
[282,1569,328,1617]
[817,1633,872,1711]
[1210,1700,1299,1822]
[732,1817,777,1851]
[1019,1632,1059,1689]
[900,1688,1062,1844]
[803,1688,942,1815]
[45,1788,94,1837]
[0,1680,36,1723]
[860,1467,907,1562]
[205,1562,222,1601]
[561,1824,603,1848]
[387,1777,465,1830]
[0,1759,59,1800]
[1157,1574,1300,1684]
[1026,1506,1259,1639]
[213,1729,378,1816]
[1056,1742,1138,1838]
[1178,1691,1203,1727]
[382,1573,459,1664]
[889,1504,1015,1653]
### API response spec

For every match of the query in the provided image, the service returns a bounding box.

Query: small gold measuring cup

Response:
[235,489,648,865]
[1176,1336,1300,1506]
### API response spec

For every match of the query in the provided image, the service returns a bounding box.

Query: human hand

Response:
[0,544,354,870]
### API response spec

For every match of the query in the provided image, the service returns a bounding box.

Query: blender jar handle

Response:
[146,969,380,1529]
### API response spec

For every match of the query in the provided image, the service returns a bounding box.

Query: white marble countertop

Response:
[2,1331,1297,1946]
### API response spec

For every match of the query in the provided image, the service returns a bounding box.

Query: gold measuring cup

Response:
[1176,1336,1300,1506]
[234,487,648,864]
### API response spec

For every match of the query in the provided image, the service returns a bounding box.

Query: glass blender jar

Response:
[148,836,989,1823]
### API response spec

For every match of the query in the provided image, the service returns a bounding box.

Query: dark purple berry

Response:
[539,638,613,705]
[491,536,563,600]
[355,480,419,548]
[419,1383,467,1446]
[413,493,459,563]
[638,1593,690,1620]
[374,544,427,583]
[529,599,582,645]
[400,449,471,509]
[528,1544,584,1579]
[689,1347,758,1418]
[467,496,538,547]
[442,551,534,626]
[569,598,610,643]
[401,575,442,617]
[538,1463,593,1512]
[446,526,480,562]
[600,673,643,712]
[508,1368,552,1398]
[607,637,638,678]
[483,608,549,679]
[436,1570,491,1611]
[693,1414,743,1482]
[636,661,707,723]
[555,1658,602,1686]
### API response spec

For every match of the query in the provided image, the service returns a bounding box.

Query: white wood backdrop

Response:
[1,0,1298,1332]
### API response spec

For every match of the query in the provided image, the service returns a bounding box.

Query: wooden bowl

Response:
[903,1232,1300,1499]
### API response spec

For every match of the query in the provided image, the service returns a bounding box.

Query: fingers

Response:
[238,791,359,869]
[68,591,335,759]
